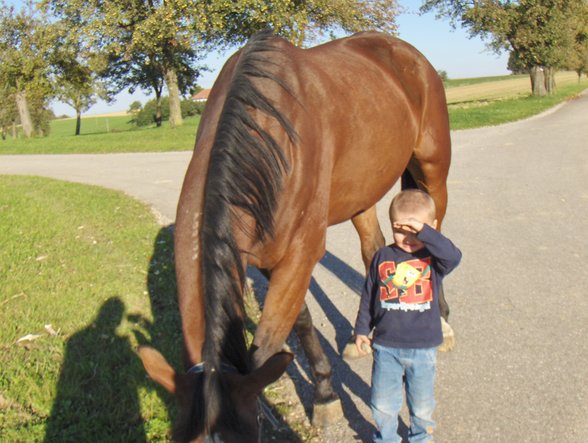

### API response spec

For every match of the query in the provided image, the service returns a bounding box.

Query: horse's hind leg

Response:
[351,205,386,273]
[294,302,343,426]
[342,206,385,361]
[406,118,455,351]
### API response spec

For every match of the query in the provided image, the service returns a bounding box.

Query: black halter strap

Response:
[186,361,280,441]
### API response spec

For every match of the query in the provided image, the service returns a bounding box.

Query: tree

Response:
[421,0,588,96]
[0,1,54,138]
[43,0,206,128]
[50,19,110,135]
[564,5,588,81]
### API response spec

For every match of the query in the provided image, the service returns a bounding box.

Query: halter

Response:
[187,361,280,442]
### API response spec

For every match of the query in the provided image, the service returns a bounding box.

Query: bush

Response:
[133,97,205,127]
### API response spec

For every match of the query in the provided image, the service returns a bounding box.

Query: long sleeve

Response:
[417,224,462,276]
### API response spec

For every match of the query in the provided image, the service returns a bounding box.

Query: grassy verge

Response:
[448,82,587,130]
[0,115,199,155]
[0,176,181,442]
[0,176,315,442]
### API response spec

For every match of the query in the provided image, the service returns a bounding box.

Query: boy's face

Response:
[391,208,436,253]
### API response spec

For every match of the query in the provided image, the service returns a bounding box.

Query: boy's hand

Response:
[393,218,425,234]
[355,335,372,355]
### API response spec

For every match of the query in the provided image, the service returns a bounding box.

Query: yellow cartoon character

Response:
[392,262,422,292]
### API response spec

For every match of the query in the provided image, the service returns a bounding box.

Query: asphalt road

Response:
[1,92,587,442]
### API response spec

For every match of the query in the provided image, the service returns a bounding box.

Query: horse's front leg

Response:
[251,243,343,425]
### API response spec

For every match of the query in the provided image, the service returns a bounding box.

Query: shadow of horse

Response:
[44,297,147,442]
[250,249,410,442]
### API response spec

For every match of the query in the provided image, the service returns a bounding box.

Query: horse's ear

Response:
[242,352,293,397]
[138,346,178,394]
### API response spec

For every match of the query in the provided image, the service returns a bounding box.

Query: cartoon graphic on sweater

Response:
[378,257,432,312]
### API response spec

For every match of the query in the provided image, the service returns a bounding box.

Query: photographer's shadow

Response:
[44,297,146,442]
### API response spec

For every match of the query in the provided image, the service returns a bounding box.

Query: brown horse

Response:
[139,30,452,442]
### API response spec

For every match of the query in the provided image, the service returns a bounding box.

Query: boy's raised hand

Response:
[393,218,425,234]
[355,334,372,355]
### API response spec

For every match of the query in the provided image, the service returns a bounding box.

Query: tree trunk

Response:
[15,91,34,138]
[75,109,82,136]
[530,66,547,96]
[155,92,162,127]
[165,68,183,127]
[544,66,555,95]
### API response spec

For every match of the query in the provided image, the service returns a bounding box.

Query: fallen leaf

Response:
[16,334,42,343]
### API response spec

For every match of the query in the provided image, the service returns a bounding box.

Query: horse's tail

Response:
[200,30,297,427]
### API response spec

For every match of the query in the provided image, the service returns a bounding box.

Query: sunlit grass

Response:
[0,176,180,442]
[0,115,199,155]
[448,82,587,130]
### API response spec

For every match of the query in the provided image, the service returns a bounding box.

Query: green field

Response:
[0,176,314,442]
[0,115,200,154]
[1,72,586,154]
[0,176,181,442]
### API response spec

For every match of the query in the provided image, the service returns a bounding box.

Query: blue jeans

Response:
[371,344,437,443]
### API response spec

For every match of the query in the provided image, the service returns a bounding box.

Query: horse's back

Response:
[280,32,450,224]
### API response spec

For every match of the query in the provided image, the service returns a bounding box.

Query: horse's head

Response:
[138,346,292,443]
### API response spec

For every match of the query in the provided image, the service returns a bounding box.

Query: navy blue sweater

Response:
[354,224,462,349]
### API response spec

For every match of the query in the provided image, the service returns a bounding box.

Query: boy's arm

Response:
[417,224,462,275]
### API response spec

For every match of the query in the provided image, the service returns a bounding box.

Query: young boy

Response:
[354,189,461,443]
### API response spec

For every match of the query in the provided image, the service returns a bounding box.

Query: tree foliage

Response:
[200,0,400,46]
[41,0,400,128]
[421,0,588,95]
[50,19,111,135]
[0,1,54,137]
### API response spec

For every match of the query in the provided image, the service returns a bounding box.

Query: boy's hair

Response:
[389,189,436,221]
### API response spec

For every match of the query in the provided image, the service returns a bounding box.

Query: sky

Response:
[9,0,509,116]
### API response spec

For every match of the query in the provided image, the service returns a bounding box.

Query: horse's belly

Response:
[326,121,417,225]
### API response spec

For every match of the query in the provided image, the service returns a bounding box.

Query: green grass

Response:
[0,176,314,442]
[0,176,181,442]
[448,82,587,130]
[0,115,199,155]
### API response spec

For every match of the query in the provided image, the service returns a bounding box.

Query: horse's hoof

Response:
[312,399,343,427]
[438,317,455,352]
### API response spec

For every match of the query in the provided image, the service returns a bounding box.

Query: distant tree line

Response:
[0,0,400,138]
[422,0,588,96]
[2,0,587,139]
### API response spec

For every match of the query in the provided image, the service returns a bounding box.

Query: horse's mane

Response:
[198,30,298,434]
